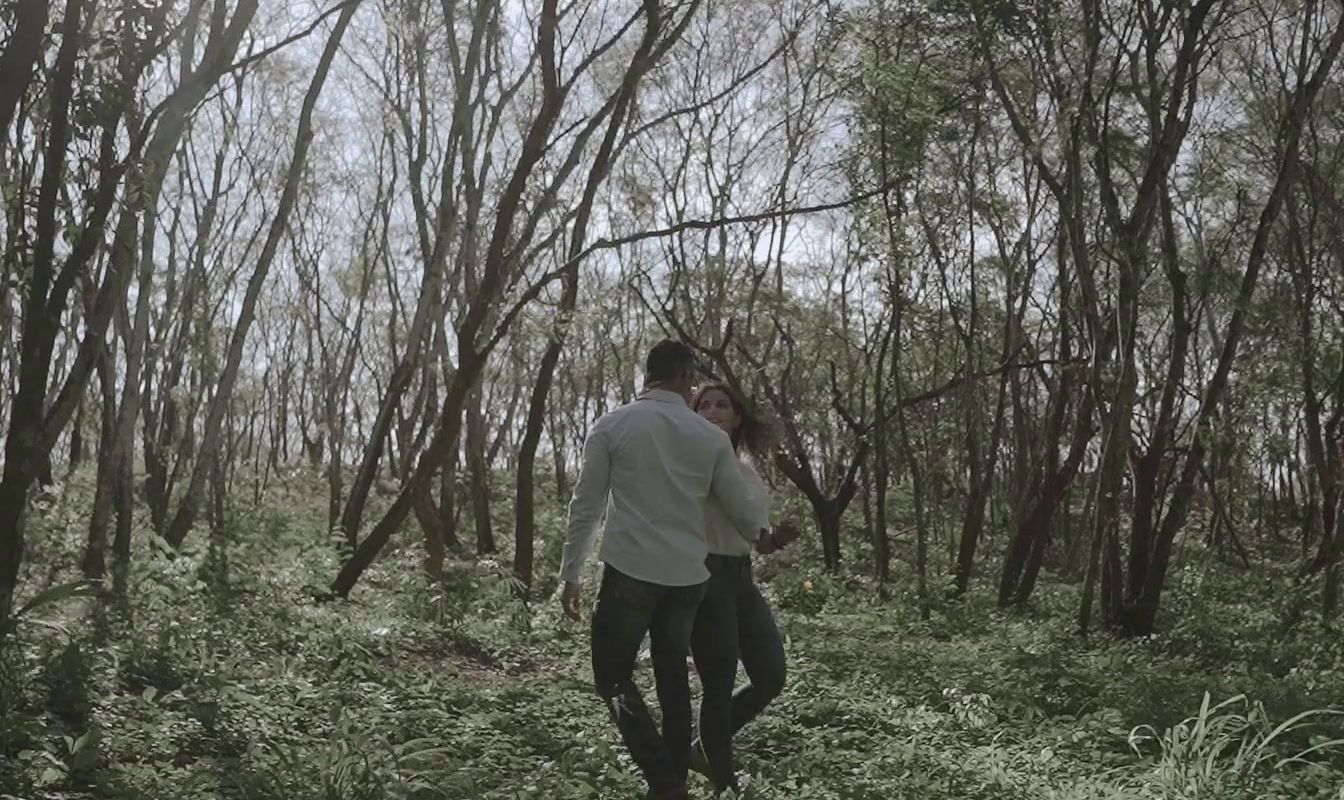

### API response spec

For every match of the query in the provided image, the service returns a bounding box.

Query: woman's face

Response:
[696,388,739,437]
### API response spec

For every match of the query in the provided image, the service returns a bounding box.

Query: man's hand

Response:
[560,581,583,621]
[755,521,802,555]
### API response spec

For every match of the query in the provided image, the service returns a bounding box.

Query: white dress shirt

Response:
[704,458,770,557]
[559,388,768,587]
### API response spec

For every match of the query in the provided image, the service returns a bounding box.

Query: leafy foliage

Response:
[2,474,1341,799]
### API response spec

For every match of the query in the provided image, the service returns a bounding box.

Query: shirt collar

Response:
[638,388,687,405]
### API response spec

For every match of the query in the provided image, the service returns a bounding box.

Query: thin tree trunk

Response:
[511,0,673,595]
[440,435,463,553]
[165,1,359,548]
[412,482,447,579]
[67,400,86,476]
[1,0,98,624]
[466,386,495,555]
[337,0,498,548]
[84,347,118,582]
[329,0,569,598]
[1077,466,1104,634]
[1125,17,1344,634]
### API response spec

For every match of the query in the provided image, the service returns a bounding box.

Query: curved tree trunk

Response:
[337,0,499,548]
[511,0,679,595]
[513,275,576,594]
[1,0,129,624]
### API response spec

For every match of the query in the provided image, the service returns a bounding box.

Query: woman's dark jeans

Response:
[690,554,786,792]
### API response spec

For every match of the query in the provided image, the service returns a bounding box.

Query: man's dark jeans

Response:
[690,554,787,792]
[591,564,708,795]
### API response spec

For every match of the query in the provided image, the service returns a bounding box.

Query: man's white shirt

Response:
[559,388,768,587]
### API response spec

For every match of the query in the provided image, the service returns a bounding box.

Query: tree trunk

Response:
[440,433,463,553]
[67,400,86,475]
[111,446,133,600]
[0,0,50,149]
[904,445,930,620]
[552,419,569,504]
[1324,490,1344,615]
[515,351,572,595]
[999,294,1098,606]
[466,386,495,555]
[337,0,502,548]
[412,482,447,579]
[1095,247,1141,629]
[860,462,874,548]
[331,366,479,597]
[1001,380,1097,607]
[84,347,118,582]
[816,499,843,571]
[872,448,891,587]
[953,369,1011,595]
[144,123,233,535]
[110,195,164,569]
[516,318,578,595]
[871,311,895,590]
[1077,466,1104,634]
[143,370,174,532]
[510,0,671,595]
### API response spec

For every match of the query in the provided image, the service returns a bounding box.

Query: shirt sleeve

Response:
[559,421,611,584]
[709,435,770,544]
[743,460,772,524]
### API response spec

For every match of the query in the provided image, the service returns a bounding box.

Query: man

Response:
[559,339,773,800]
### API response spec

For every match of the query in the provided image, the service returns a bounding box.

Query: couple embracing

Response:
[559,339,800,799]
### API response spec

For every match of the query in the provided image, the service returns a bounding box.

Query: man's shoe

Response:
[689,738,711,780]
[646,785,689,800]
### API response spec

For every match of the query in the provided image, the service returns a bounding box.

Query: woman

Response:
[689,381,800,795]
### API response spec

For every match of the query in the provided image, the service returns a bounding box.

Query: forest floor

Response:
[2,473,1344,799]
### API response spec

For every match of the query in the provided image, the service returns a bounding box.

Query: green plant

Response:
[1128,692,1344,797]
[1,580,97,638]
[299,710,458,800]
[14,727,102,790]
[772,575,828,616]
[121,628,188,694]
[44,640,91,726]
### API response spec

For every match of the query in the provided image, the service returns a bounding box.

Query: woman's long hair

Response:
[692,381,776,463]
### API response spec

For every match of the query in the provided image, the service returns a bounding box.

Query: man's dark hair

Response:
[645,339,697,383]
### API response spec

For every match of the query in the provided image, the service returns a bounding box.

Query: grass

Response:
[1,471,1342,799]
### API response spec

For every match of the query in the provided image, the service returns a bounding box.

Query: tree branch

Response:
[480,183,896,359]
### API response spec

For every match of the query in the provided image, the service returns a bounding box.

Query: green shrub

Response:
[44,640,91,727]
[772,574,830,616]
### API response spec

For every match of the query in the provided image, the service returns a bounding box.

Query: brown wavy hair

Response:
[692,381,775,463]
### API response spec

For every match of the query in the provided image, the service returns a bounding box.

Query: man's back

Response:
[560,388,765,587]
